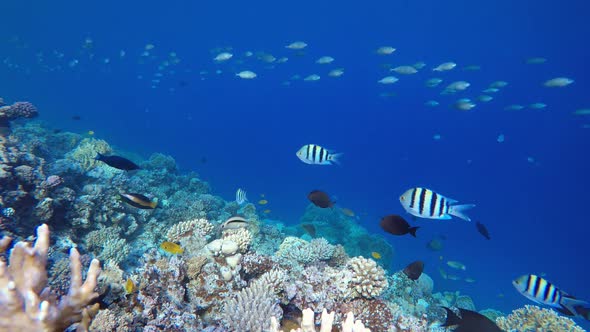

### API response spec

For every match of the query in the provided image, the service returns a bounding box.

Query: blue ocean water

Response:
[1,0,589,327]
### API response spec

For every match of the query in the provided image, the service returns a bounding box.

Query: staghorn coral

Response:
[166,217,214,242]
[270,308,371,332]
[347,256,388,299]
[495,305,585,332]
[0,224,101,331]
[222,278,283,332]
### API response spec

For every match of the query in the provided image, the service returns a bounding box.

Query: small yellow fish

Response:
[447,274,461,281]
[439,267,448,279]
[88,130,95,136]
[160,241,184,254]
[263,209,271,214]
[124,278,135,294]
[258,199,268,205]
[447,261,466,270]
[497,293,505,298]
[371,251,382,259]
[341,208,355,217]
[464,277,476,283]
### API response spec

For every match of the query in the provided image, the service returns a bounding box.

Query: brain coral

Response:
[347,256,388,299]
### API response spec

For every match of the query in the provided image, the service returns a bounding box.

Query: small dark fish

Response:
[442,307,504,332]
[71,115,81,120]
[200,157,207,164]
[476,221,491,240]
[53,129,62,134]
[307,190,334,208]
[120,193,157,209]
[301,223,316,237]
[380,214,419,237]
[403,261,424,281]
[95,153,140,171]
[178,80,189,87]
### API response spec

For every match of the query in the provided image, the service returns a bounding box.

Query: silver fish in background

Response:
[513,274,589,319]
[235,188,248,205]
[296,144,342,165]
[399,187,475,221]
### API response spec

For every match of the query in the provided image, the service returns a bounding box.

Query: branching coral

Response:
[277,237,335,265]
[347,256,388,299]
[0,224,101,331]
[166,217,214,242]
[269,308,371,332]
[222,279,282,332]
[495,305,585,332]
[222,228,253,253]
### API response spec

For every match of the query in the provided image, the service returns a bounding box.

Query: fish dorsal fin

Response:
[445,197,458,204]
[441,307,462,327]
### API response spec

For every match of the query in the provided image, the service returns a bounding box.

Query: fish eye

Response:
[400,196,405,201]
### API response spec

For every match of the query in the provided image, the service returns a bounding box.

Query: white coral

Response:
[347,256,388,299]
[222,228,252,253]
[166,218,213,242]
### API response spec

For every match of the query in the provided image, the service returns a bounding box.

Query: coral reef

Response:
[0,111,570,332]
[0,224,101,331]
[496,305,585,332]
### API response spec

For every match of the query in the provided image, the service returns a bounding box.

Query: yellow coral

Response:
[496,305,585,332]
[66,138,113,170]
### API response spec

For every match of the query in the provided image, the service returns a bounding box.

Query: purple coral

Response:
[0,101,38,128]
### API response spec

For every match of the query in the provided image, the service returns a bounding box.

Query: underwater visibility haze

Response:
[0,0,589,331]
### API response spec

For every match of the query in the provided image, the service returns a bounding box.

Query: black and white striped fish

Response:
[513,274,589,319]
[235,188,248,205]
[296,144,343,165]
[399,187,475,221]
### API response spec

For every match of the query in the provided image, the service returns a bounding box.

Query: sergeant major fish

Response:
[296,144,342,165]
[400,187,475,221]
[513,274,590,320]
[235,188,248,205]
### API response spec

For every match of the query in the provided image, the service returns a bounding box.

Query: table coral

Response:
[0,224,101,331]
[495,305,585,332]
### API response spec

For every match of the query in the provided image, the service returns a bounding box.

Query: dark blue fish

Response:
[476,221,491,240]
[442,307,504,332]
[95,153,140,171]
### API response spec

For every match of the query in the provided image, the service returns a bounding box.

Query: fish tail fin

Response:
[151,198,159,209]
[560,296,589,317]
[329,152,343,165]
[441,307,461,327]
[448,204,475,221]
[409,226,420,237]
